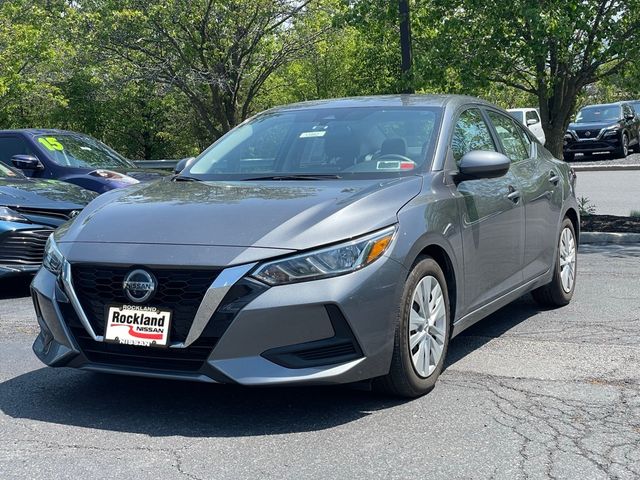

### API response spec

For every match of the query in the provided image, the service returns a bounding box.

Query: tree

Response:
[0,0,69,128]
[417,0,640,156]
[82,0,326,144]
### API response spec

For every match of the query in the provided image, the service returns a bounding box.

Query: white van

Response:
[508,108,546,145]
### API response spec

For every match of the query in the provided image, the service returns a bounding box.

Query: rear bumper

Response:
[31,252,406,386]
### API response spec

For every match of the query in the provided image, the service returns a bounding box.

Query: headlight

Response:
[252,226,396,285]
[43,235,65,275]
[0,206,30,223]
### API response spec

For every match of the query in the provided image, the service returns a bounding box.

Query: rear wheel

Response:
[375,257,451,398]
[532,218,577,307]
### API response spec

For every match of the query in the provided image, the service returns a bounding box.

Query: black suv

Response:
[563,102,640,161]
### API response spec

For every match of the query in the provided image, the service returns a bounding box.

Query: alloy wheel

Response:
[408,275,447,378]
[559,227,576,293]
[623,135,629,156]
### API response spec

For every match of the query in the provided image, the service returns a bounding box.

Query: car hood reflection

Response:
[59,176,423,250]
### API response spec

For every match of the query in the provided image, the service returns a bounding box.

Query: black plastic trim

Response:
[261,304,363,369]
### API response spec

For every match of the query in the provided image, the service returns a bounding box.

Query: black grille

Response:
[60,271,267,374]
[0,229,52,265]
[575,129,601,139]
[71,265,221,343]
[294,342,358,361]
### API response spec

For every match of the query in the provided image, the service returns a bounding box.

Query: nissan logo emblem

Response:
[585,131,591,137]
[123,269,156,304]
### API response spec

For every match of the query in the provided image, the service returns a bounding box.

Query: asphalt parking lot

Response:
[572,151,640,216]
[1,244,639,480]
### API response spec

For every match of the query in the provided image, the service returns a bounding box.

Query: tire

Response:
[613,133,629,159]
[374,256,451,398]
[532,218,577,308]
[563,152,574,162]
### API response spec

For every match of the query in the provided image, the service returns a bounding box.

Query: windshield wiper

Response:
[242,174,342,181]
[171,175,201,182]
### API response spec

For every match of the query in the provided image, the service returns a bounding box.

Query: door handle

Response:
[549,171,560,185]
[507,186,521,204]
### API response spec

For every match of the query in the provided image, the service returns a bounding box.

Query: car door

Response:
[486,110,562,281]
[525,110,546,145]
[451,108,525,314]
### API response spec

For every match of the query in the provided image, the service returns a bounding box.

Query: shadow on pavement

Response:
[0,276,32,300]
[0,294,547,437]
[445,294,544,368]
[0,366,404,437]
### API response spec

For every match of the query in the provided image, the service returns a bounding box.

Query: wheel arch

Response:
[564,207,580,244]
[410,242,459,325]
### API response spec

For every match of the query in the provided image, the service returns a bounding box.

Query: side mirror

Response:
[626,114,635,121]
[526,118,539,126]
[458,151,510,180]
[174,157,196,174]
[11,154,43,171]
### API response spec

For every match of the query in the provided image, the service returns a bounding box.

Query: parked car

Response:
[32,95,579,398]
[563,102,640,161]
[0,162,96,279]
[0,129,167,194]
[507,108,546,144]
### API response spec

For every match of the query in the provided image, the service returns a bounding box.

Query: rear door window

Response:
[486,111,531,162]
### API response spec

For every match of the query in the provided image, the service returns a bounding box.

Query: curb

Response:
[572,164,640,172]
[580,232,640,245]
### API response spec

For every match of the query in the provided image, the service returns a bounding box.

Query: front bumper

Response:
[31,251,406,386]
[564,132,621,154]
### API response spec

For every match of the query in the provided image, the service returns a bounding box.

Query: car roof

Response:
[267,94,498,113]
[580,103,623,109]
[0,128,84,136]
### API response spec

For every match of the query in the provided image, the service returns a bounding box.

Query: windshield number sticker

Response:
[38,137,64,151]
[299,131,326,138]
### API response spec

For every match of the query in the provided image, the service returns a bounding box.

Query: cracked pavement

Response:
[1,244,639,479]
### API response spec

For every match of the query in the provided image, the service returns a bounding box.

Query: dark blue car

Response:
[0,129,166,194]
[0,162,96,278]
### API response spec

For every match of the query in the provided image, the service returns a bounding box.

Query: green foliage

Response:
[1,0,640,160]
[578,196,597,216]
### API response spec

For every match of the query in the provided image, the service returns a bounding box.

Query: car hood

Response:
[0,178,96,210]
[58,176,423,250]
[568,121,620,131]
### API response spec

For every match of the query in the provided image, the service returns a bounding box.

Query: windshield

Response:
[35,133,134,169]
[187,107,442,180]
[508,111,524,123]
[0,162,25,179]
[575,105,621,124]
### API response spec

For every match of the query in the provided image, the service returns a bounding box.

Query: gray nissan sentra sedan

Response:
[31,95,579,397]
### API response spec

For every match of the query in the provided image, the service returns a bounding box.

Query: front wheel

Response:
[375,256,451,398]
[532,218,577,307]
[613,133,629,159]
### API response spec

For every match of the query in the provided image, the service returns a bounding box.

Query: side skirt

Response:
[451,270,551,337]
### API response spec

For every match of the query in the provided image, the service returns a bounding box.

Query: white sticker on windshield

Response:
[80,147,93,151]
[299,131,326,138]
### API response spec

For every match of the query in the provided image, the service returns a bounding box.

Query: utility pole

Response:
[398,0,414,93]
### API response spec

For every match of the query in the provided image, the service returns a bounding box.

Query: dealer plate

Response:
[104,305,172,347]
